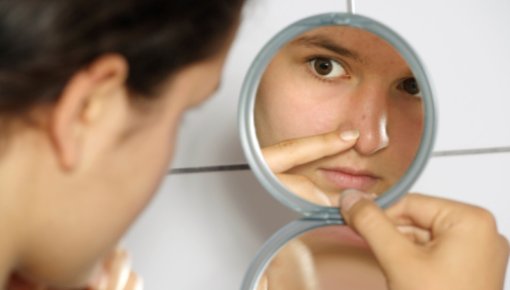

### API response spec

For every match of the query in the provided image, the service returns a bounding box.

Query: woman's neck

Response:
[0,164,18,289]
[0,133,42,289]
[0,224,17,290]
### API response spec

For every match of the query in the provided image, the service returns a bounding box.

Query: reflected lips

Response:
[320,167,379,191]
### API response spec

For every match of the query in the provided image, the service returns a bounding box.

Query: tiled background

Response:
[123,0,510,289]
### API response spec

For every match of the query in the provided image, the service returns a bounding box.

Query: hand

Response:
[339,191,510,290]
[262,129,359,206]
[7,248,143,290]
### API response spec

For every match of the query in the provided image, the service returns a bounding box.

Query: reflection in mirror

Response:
[255,225,386,290]
[255,26,424,207]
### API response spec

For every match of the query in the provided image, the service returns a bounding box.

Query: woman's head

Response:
[255,26,424,201]
[0,0,243,287]
[0,0,243,117]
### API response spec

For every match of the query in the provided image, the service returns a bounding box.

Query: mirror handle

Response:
[346,0,356,14]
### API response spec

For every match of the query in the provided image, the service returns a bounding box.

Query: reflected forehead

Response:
[291,32,363,63]
[290,29,413,76]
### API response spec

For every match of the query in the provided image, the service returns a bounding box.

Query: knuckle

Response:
[274,139,296,151]
[397,193,419,208]
[499,234,510,254]
[471,206,497,227]
[322,132,336,143]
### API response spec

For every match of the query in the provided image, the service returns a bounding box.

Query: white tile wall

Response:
[123,0,510,289]
[122,172,298,290]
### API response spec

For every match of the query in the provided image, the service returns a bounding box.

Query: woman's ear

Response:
[50,54,129,170]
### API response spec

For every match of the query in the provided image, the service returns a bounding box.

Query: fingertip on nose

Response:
[355,131,389,155]
[340,129,360,141]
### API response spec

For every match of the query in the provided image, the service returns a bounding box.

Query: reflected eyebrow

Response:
[292,35,363,62]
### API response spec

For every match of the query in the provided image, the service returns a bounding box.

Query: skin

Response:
[256,26,424,206]
[0,24,237,289]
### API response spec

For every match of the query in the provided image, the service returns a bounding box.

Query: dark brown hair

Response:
[0,0,244,117]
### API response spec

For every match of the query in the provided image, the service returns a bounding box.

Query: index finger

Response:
[262,129,359,173]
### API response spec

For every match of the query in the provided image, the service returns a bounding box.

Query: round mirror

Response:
[254,224,386,290]
[239,13,436,216]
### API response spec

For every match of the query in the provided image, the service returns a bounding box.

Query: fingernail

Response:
[340,129,360,141]
[339,189,365,212]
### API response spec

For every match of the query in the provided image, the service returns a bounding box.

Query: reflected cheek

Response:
[386,123,423,176]
[261,95,347,143]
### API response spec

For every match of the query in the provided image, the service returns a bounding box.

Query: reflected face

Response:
[255,26,424,204]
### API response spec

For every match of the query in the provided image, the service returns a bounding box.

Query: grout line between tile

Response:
[168,146,510,175]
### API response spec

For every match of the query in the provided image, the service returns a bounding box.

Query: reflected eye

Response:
[398,77,421,97]
[309,57,347,79]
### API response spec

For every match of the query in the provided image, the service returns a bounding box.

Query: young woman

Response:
[0,2,507,290]
[0,1,244,289]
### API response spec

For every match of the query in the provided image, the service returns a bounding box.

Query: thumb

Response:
[339,189,415,269]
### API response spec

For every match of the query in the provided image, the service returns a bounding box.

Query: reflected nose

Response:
[349,85,389,155]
